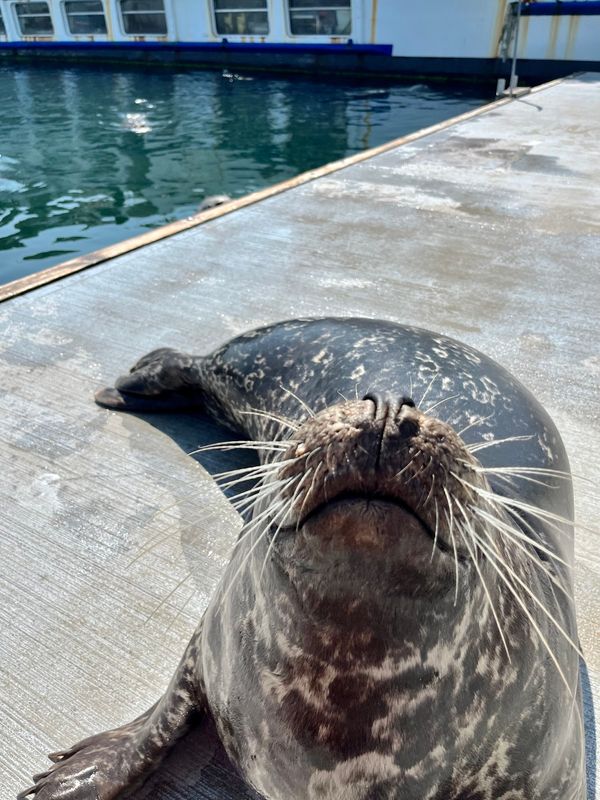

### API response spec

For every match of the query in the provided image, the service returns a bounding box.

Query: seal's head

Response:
[265,393,494,608]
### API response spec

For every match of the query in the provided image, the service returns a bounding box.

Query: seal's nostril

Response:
[397,400,420,438]
[362,393,416,420]
[361,392,378,405]
[362,392,392,422]
[398,416,419,438]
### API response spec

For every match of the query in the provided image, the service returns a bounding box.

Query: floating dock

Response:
[1,73,598,799]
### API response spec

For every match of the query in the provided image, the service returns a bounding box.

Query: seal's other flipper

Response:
[19,637,204,800]
[95,386,199,412]
[95,348,206,413]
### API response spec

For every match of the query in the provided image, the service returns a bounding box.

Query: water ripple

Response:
[0,64,490,283]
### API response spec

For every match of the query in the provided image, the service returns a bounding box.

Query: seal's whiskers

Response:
[238,408,299,432]
[296,460,325,527]
[504,502,567,555]
[230,475,296,528]
[473,507,574,603]
[212,458,295,483]
[278,383,316,419]
[472,506,571,585]
[442,487,460,605]
[430,499,440,562]
[472,506,568,567]
[454,413,494,438]
[422,472,436,511]
[212,459,298,496]
[227,481,273,508]
[135,452,294,537]
[466,434,535,453]
[165,584,199,635]
[128,529,175,568]
[394,456,417,481]
[473,523,581,657]
[470,463,594,489]
[188,440,289,456]
[406,454,432,485]
[477,470,561,491]
[417,371,440,409]
[472,465,573,479]
[453,476,575,534]
[472,531,577,695]
[218,479,301,611]
[230,480,286,517]
[455,502,512,660]
[422,393,460,417]
[259,470,312,584]
[145,572,193,624]
[124,451,303,579]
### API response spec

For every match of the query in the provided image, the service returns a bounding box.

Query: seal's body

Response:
[20,319,586,800]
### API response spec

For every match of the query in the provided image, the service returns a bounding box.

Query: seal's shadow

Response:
[133,714,262,800]
[124,409,262,799]
[124,410,597,800]
[138,408,261,485]
[581,657,597,800]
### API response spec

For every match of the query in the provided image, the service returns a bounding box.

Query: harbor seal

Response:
[20,318,586,800]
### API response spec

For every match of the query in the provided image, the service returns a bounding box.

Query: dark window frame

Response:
[14,1,55,35]
[63,0,108,35]
[287,0,352,36]
[212,0,269,36]
[119,0,168,35]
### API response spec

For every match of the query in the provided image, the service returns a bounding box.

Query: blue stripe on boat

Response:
[520,1,600,15]
[0,40,394,56]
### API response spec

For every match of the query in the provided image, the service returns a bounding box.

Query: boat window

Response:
[15,2,54,35]
[64,0,107,34]
[213,0,269,35]
[288,0,351,35]
[0,11,5,34]
[119,0,167,34]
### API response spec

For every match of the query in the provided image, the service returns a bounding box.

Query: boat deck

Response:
[1,73,598,800]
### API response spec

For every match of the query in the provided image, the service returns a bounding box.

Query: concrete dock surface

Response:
[1,73,598,799]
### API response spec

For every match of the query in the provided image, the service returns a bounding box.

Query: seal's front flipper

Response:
[95,348,206,413]
[19,638,204,800]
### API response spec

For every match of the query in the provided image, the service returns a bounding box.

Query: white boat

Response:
[0,0,598,80]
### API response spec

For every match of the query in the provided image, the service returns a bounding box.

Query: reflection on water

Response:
[0,64,490,283]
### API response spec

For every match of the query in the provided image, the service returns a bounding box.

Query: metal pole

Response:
[510,0,523,96]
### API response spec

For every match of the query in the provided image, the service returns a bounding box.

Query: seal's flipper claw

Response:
[16,786,37,799]
[20,636,205,800]
[94,386,130,409]
[20,714,183,799]
[32,769,54,782]
[47,746,78,762]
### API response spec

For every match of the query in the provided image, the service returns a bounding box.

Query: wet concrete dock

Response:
[1,73,598,799]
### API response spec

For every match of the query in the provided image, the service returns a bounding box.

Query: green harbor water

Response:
[0,63,491,284]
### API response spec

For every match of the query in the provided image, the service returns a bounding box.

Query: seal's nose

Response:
[362,392,416,424]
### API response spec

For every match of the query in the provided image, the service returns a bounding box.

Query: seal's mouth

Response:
[300,491,431,534]
[295,490,463,560]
